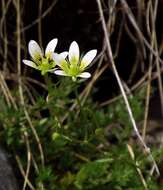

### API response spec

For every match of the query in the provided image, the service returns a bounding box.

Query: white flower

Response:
[23,39,62,75]
[53,41,97,81]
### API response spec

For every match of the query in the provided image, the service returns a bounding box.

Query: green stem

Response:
[74,85,88,141]
[75,85,82,111]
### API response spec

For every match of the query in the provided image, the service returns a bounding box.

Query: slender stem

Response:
[75,85,81,110]
[74,84,88,141]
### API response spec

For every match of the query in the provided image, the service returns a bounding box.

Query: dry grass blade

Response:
[96,0,159,175]
[120,0,163,66]
[23,131,32,190]
[16,0,45,171]
[19,0,58,33]
[127,144,148,190]
[15,155,35,190]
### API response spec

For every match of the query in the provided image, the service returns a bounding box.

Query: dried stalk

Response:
[96,0,159,175]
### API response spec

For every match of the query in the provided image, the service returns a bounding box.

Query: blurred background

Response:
[0,0,163,110]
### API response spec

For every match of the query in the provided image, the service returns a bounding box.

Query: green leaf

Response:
[75,158,112,189]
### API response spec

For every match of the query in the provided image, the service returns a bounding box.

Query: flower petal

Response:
[28,40,43,60]
[53,53,69,73]
[54,70,69,76]
[22,59,38,69]
[59,51,68,59]
[45,38,58,56]
[80,50,97,69]
[53,53,63,65]
[69,41,79,64]
[78,72,91,78]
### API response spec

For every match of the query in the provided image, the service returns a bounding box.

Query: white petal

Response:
[28,40,43,60]
[54,70,69,76]
[53,53,63,65]
[45,38,58,56]
[69,41,79,63]
[22,59,37,69]
[59,51,68,59]
[78,72,91,78]
[81,50,97,68]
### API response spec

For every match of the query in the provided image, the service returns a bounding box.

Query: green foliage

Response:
[0,81,161,190]
[75,158,112,189]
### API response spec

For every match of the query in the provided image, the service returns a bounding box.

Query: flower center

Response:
[68,64,80,76]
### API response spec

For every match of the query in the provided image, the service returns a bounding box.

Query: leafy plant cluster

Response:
[0,79,162,190]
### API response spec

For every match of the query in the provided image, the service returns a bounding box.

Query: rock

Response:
[0,147,18,190]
